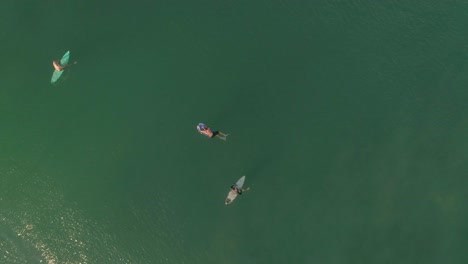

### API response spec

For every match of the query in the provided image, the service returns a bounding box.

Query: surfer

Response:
[225,176,248,205]
[197,123,228,140]
[52,60,76,72]
[230,184,249,195]
[51,51,77,84]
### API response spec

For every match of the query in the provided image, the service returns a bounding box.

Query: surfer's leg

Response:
[216,131,228,140]
[216,135,227,141]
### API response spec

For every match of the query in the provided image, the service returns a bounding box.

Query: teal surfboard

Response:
[51,51,70,83]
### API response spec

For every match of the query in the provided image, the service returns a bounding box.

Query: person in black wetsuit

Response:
[231,184,249,195]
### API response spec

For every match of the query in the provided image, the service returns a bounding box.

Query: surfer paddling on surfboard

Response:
[225,176,249,205]
[51,51,78,84]
[197,123,228,140]
[52,59,76,71]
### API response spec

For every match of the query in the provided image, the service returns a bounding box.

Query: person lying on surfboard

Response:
[230,184,249,195]
[52,60,77,72]
[197,123,228,140]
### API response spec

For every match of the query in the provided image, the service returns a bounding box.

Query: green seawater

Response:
[1,1,468,263]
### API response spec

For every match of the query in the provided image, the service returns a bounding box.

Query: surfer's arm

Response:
[61,61,77,69]
[64,61,77,68]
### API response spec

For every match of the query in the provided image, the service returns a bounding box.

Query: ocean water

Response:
[1,1,468,263]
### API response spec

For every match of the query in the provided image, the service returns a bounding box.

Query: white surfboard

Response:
[225,176,245,205]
